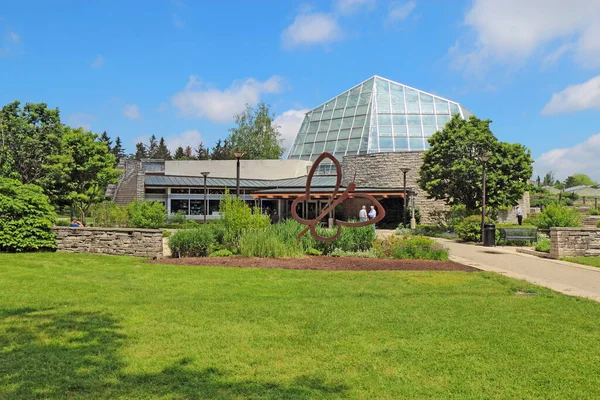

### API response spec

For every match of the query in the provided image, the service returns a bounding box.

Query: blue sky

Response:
[1,0,599,180]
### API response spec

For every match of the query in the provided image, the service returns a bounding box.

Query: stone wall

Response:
[342,152,448,224]
[550,227,600,259]
[53,227,164,258]
[497,192,530,224]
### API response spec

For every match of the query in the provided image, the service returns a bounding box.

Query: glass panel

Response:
[344,107,356,117]
[450,103,460,115]
[335,139,348,152]
[358,92,371,104]
[350,127,363,138]
[338,128,351,139]
[377,93,390,102]
[437,115,451,125]
[362,77,375,89]
[313,141,325,154]
[190,200,205,216]
[394,137,409,150]
[392,103,405,113]
[353,115,366,127]
[408,115,421,125]
[346,95,359,107]
[405,89,418,102]
[316,131,328,141]
[348,138,361,151]
[324,141,336,152]
[298,118,309,133]
[408,125,422,135]
[302,143,313,153]
[393,124,407,135]
[305,133,316,143]
[330,119,342,130]
[171,188,189,194]
[378,115,392,125]
[424,141,431,150]
[392,115,406,125]
[390,92,404,103]
[356,104,368,115]
[410,138,424,150]
[435,100,449,114]
[291,145,301,156]
[369,138,378,150]
[406,103,420,113]
[341,118,353,129]
[310,111,321,121]
[422,115,436,125]
[321,110,332,119]
[421,104,434,114]
[377,102,390,112]
[350,86,361,96]
[336,93,348,107]
[375,78,389,92]
[379,126,393,136]
[170,199,189,214]
[390,82,403,94]
[333,109,344,118]
[420,93,434,103]
[300,155,311,160]
[308,121,319,133]
[324,100,336,110]
[379,138,393,149]
[327,130,339,141]
[423,125,437,135]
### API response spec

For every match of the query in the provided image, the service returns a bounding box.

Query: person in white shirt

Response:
[359,205,367,222]
[368,206,377,231]
[516,206,523,226]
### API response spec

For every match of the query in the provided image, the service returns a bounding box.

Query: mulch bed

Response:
[153,256,477,271]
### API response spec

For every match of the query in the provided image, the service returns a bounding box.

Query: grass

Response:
[1,254,600,399]
[562,256,600,268]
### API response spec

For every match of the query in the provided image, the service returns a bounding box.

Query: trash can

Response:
[483,223,496,247]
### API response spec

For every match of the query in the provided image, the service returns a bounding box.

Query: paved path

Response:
[437,239,600,302]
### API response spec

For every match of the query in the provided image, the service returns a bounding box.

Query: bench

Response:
[499,228,537,243]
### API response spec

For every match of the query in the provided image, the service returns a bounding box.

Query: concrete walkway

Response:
[437,238,600,302]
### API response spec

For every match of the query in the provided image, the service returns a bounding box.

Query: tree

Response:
[46,128,121,224]
[418,115,533,212]
[184,146,194,159]
[134,142,147,160]
[542,171,555,187]
[210,139,234,160]
[0,101,63,184]
[148,134,158,158]
[99,131,112,153]
[536,175,541,187]
[227,102,284,159]
[195,142,210,160]
[173,146,186,160]
[111,136,126,162]
[564,173,597,188]
[155,137,171,160]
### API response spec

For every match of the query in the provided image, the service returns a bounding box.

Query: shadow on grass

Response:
[0,308,346,399]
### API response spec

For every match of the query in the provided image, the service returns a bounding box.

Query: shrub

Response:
[219,192,270,249]
[162,230,172,238]
[391,235,449,261]
[330,248,379,258]
[209,249,233,257]
[534,202,580,229]
[456,215,494,242]
[597,220,600,228]
[89,201,128,227]
[169,226,215,257]
[168,211,186,224]
[589,209,600,216]
[535,238,551,253]
[306,248,322,256]
[55,220,71,226]
[238,229,304,258]
[0,178,56,252]
[126,201,167,229]
[181,219,199,228]
[373,235,406,258]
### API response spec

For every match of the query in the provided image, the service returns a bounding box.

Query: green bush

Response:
[209,249,233,257]
[391,235,449,261]
[535,238,551,253]
[126,201,167,229]
[162,230,172,238]
[219,192,270,249]
[456,215,494,242]
[168,211,186,224]
[0,178,56,252]
[589,209,600,216]
[239,229,304,258]
[534,202,580,229]
[597,220,600,228]
[55,220,71,226]
[89,201,128,227]
[169,226,215,257]
[306,248,322,256]
[373,235,406,258]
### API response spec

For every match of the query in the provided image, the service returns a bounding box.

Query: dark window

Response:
[190,200,205,215]
[171,199,189,214]
[209,189,225,195]
[171,188,189,194]
[145,188,166,194]
[190,188,204,194]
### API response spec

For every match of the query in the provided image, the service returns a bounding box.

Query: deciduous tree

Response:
[227,102,284,159]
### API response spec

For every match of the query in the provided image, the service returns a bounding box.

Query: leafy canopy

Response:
[564,173,597,188]
[418,115,533,211]
[228,102,284,159]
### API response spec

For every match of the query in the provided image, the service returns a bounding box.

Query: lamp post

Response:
[410,193,417,229]
[400,168,411,227]
[201,172,209,224]
[233,151,245,198]
[479,154,491,243]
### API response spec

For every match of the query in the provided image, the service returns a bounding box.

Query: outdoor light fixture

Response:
[478,154,492,243]
[234,152,245,198]
[201,172,210,223]
[400,168,411,228]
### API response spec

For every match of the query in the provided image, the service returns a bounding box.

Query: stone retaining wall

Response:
[53,227,163,258]
[550,227,600,259]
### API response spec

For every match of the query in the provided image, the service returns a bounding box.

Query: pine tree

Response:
[195,142,210,160]
[156,137,172,160]
[173,146,185,160]
[148,134,158,158]
[210,139,235,160]
[99,131,112,153]
[134,142,148,160]
[111,137,126,161]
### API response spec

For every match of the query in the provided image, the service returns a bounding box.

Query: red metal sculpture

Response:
[291,152,385,243]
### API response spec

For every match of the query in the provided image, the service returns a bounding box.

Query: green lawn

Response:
[563,256,600,268]
[2,254,600,399]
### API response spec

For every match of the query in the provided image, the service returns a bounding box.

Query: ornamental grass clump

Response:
[391,235,449,261]
[239,229,305,258]
[169,226,215,257]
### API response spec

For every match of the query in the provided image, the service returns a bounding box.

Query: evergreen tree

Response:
[111,137,126,162]
[184,146,193,159]
[155,137,172,160]
[195,142,210,160]
[134,142,147,160]
[542,171,555,187]
[210,139,234,160]
[536,175,541,187]
[148,134,158,158]
[173,146,185,160]
[99,131,112,153]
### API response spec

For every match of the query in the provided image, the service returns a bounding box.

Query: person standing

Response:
[359,205,367,222]
[368,205,377,231]
[516,206,523,226]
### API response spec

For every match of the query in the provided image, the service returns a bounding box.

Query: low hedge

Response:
[169,226,215,257]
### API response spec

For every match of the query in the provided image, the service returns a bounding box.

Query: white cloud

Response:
[534,133,600,181]
[281,12,344,49]
[541,75,600,115]
[453,0,600,72]
[273,109,309,152]
[171,75,284,122]
[335,0,375,15]
[67,113,94,131]
[157,102,169,112]
[387,1,416,23]
[542,43,574,67]
[164,130,202,152]
[91,55,104,68]
[122,104,141,120]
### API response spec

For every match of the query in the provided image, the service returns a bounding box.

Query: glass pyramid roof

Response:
[286,76,473,173]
